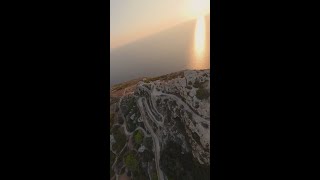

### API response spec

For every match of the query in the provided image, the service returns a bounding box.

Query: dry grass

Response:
[144,70,185,83]
[111,78,144,92]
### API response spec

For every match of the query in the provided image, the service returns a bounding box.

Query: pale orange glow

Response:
[194,16,205,59]
[188,15,207,69]
[111,0,210,49]
[186,0,210,19]
[110,19,187,49]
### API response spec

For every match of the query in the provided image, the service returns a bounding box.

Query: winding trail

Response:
[112,72,211,179]
[122,118,151,137]
[139,84,209,125]
[142,97,164,127]
[115,87,155,179]
[111,143,127,169]
[116,83,210,180]
[158,92,209,124]
[118,88,151,137]
[137,98,164,180]
[139,86,165,124]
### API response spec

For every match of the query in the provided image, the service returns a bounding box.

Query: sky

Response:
[110,0,210,49]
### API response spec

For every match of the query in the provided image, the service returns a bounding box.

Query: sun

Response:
[187,0,210,19]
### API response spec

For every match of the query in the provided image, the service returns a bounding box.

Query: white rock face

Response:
[110,135,115,150]
[135,69,210,165]
[110,69,210,180]
[138,145,145,152]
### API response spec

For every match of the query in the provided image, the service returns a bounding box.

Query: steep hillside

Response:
[110,69,210,180]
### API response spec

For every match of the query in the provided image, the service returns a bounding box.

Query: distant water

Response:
[110,15,210,86]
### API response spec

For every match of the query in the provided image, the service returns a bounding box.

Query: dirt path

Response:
[137,98,164,180]
[116,86,165,180]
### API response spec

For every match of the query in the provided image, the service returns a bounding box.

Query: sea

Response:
[110,15,210,86]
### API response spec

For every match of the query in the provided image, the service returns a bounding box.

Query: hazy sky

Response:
[110,0,210,49]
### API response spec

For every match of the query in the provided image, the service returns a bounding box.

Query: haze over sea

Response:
[110,15,210,86]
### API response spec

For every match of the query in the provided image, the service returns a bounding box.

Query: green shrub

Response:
[110,151,116,166]
[193,79,209,89]
[112,127,126,153]
[124,152,138,172]
[126,118,137,133]
[193,79,201,88]
[122,96,137,116]
[110,168,115,178]
[134,130,144,145]
[160,141,210,180]
[195,88,210,100]
[151,172,158,180]
[117,146,128,164]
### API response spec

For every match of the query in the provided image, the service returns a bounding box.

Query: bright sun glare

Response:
[188,0,210,18]
[190,15,206,69]
[194,16,205,56]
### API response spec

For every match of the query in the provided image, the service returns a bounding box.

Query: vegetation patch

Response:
[117,146,128,166]
[133,161,149,180]
[193,79,201,88]
[192,132,201,145]
[144,71,184,83]
[134,130,144,145]
[126,118,137,133]
[195,88,210,100]
[151,172,158,180]
[160,140,210,180]
[110,124,120,134]
[195,102,200,108]
[144,137,153,150]
[156,99,161,106]
[121,96,137,116]
[193,79,208,89]
[112,127,127,153]
[110,96,120,105]
[201,122,209,129]
[143,84,151,90]
[124,151,139,172]
[110,112,116,127]
[110,168,115,178]
[110,151,116,167]
[117,114,124,124]
[137,122,145,130]
[160,141,193,180]
[174,116,185,132]
[186,111,192,119]
[111,78,142,92]
[173,92,186,102]
[120,167,126,175]
[141,149,154,162]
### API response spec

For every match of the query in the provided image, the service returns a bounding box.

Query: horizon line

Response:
[110,13,210,51]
